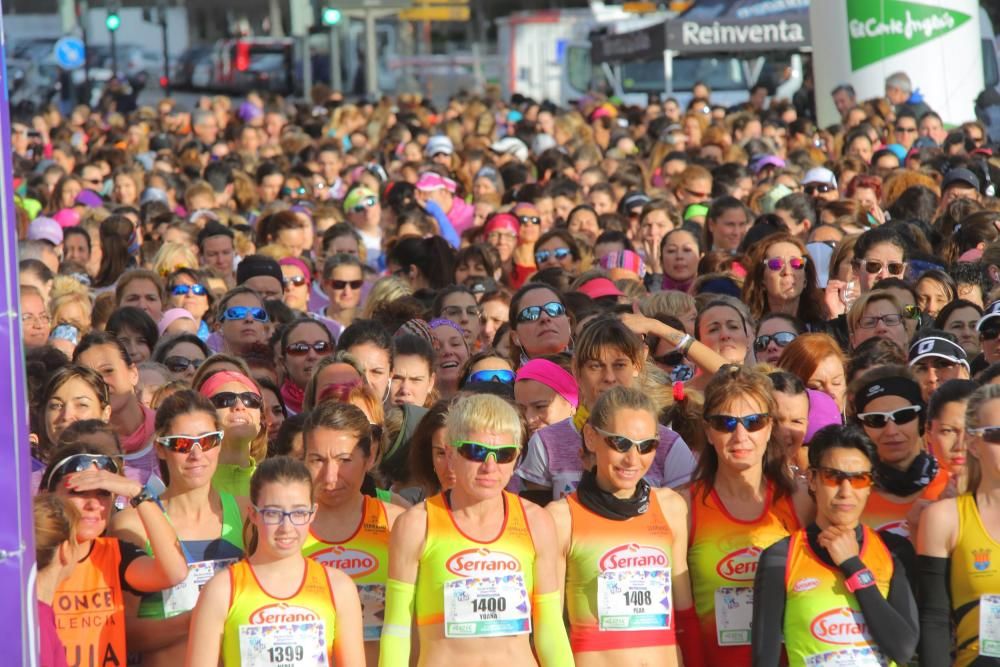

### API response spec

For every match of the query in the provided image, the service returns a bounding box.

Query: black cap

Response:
[942,167,980,192]
[197,220,234,247]
[236,254,283,286]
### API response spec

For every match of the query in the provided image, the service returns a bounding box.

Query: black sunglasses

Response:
[44,453,121,492]
[285,341,332,356]
[208,391,263,410]
[754,332,797,352]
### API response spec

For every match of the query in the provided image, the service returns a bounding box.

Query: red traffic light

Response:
[159,76,169,88]
[235,42,250,72]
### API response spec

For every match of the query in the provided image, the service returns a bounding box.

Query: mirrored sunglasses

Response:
[156,431,224,454]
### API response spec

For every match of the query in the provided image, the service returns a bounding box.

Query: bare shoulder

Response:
[384,500,406,528]
[917,496,960,555]
[325,564,359,595]
[199,565,233,606]
[654,487,687,515]
[545,497,570,524]
[521,496,556,529]
[390,502,428,551]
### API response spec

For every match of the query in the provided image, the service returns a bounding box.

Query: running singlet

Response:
[688,480,800,665]
[862,467,949,539]
[222,559,337,667]
[416,491,536,638]
[138,491,245,619]
[565,490,676,652]
[949,494,1000,667]
[302,495,391,641]
[783,526,896,667]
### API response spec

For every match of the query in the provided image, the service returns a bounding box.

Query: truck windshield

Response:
[620,56,746,93]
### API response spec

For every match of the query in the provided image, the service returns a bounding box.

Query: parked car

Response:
[172,45,215,90]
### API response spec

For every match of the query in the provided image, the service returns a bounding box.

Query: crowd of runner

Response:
[16,70,1000,666]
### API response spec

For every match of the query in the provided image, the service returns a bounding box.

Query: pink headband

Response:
[484,213,520,236]
[278,256,312,283]
[199,370,259,398]
[516,359,579,409]
[415,172,457,193]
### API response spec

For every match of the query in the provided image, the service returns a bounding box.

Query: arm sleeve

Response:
[514,432,551,487]
[751,539,788,667]
[378,578,415,667]
[422,200,461,248]
[531,591,573,667]
[916,555,952,667]
[838,554,919,664]
[116,539,153,597]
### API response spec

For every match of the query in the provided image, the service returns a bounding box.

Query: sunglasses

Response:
[156,430,224,454]
[812,466,874,489]
[654,350,685,366]
[285,340,332,356]
[467,369,515,385]
[592,426,659,455]
[857,405,922,429]
[330,279,364,290]
[705,413,771,433]
[209,391,263,410]
[351,196,377,213]
[535,248,572,265]
[281,186,308,197]
[764,257,806,272]
[219,306,269,323]
[452,440,520,464]
[754,331,797,351]
[516,301,566,323]
[283,275,307,288]
[518,215,542,226]
[855,259,905,276]
[967,426,1000,443]
[44,453,121,492]
[804,183,836,195]
[164,355,205,373]
[171,284,207,297]
[253,506,315,525]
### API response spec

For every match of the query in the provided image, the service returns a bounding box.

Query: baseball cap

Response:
[28,217,63,245]
[236,254,283,286]
[977,299,1000,331]
[343,187,378,213]
[425,135,454,157]
[490,136,529,162]
[74,189,104,208]
[750,155,786,174]
[576,277,624,300]
[802,167,837,188]
[908,336,969,369]
[942,167,980,192]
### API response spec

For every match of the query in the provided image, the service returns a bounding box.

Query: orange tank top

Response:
[862,466,949,539]
[688,480,800,666]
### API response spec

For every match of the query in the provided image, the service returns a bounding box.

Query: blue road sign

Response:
[54,37,86,70]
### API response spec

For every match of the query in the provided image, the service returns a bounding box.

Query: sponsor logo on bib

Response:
[716,547,762,581]
[249,603,320,625]
[599,543,669,571]
[810,607,872,645]
[446,548,520,576]
[310,546,379,578]
[792,577,819,593]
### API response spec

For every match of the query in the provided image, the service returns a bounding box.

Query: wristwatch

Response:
[130,475,166,508]
[844,567,876,592]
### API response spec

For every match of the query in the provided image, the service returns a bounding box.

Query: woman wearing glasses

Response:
[852,226,908,294]
[433,286,484,350]
[315,253,365,336]
[212,286,271,356]
[752,424,919,666]
[847,291,911,353]
[507,284,572,369]
[42,440,187,667]
[852,366,950,540]
[533,229,582,275]
[918,383,1000,667]
[278,257,312,313]
[380,393,572,666]
[301,401,405,667]
[166,268,212,341]
[152,333,210,385]
[278,318,334,415]
[187,457,365,666]
[741,233,824,329]
[111,390,245,667]
[547,386,702,666]
[753,314,805,365]
[685,365,810,665]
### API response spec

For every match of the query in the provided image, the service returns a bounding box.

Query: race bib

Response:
[443,574,531,638]
[980,594,1000,657]
[714,586,753,646]
[804,646,889,666]
[597,568,672,631]
[163,559,238,617]
[358,583,385,642]
[239,621,327,667]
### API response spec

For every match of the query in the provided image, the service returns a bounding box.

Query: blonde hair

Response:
[33,494,78,570]
[362,276,414,319]
[846,290,904,335]
[151,242,198,279]
[964,383,1000,493]
[446,393,524,448]
[256,243,294,261]
[49,291,93,333]
[50,275,90,301]
[639,291,696,320]
[588,385,657,432]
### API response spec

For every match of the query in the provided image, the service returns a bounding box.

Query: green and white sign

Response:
[846,0,971,71]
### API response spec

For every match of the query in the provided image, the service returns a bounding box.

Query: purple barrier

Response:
[0,4,40,665]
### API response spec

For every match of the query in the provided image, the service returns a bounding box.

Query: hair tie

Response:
[672,381,685,402]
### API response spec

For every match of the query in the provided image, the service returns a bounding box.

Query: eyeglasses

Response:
[754,331,797,352]
[812,466,874,489]
[855,259,905,276]
[967,426,1000,443]
[516,301,566,323]
[156,431,224,454]
[535,248,572,264]
[764,256,806,272]
[804,183,836,195]
[330,279,363,291]
[350,196,377,213]
[285,340,332,356]
[208,391,263,410]
[705,413,771,433]
[22,313,52,326]
[171,284,207,297]
[253,505,315,525]
[283,275,307,288]
[857,314,903,329]
[518,215,542,226]
[44,453,121,492]
[164,355,205,373]
[219,306,269,323]
[442,305,481,320]
[592,426,659,455]
[857,405,922,429]
[467,369,515,385]
[452,440,520,464]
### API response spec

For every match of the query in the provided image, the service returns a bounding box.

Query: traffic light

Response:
[105,11,121,32]
[321,7,342,26]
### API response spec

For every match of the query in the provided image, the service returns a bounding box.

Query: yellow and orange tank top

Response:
[416,491,536,639]
[221,558,337,666]
[950,494,1000,667]
[783,526,896,666]
[565,490,676,652]
[862,467,949,539]
[53,537,127,667]
[688,480,800,665]
[302,495,391,641]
